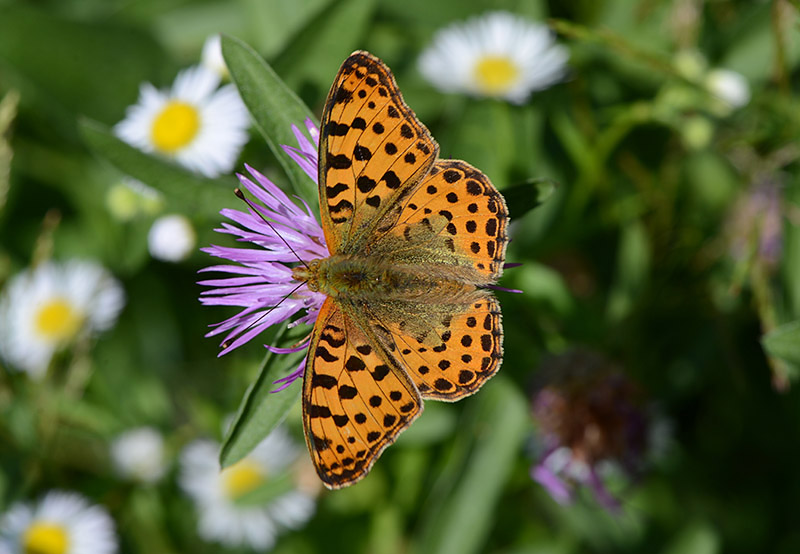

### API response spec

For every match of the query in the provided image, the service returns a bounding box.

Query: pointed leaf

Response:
[79,119,237,216]
[503,177,558,220]
[762,320,800,367]
[413,378,528,554]
[221,35,318,208]
[272,0,377,91]
[219,323,306,468]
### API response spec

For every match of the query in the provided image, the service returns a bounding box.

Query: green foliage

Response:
[1,1,800,553]
[219,324,306,468]
[221,35,318,203]
[80,120,237,216]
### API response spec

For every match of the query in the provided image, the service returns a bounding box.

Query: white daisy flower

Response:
[110,427,168,484]
[179,427,315,550]
[201,34,229,80]
[0,491,117,554]
[0,260,125,379]
[147,214,196,262]
[419,11,569,104]
[114,65,250,178]
[705,68,750,109]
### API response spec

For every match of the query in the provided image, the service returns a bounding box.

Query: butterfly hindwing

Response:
[365,294,503,401]
[303,298,423,488]
[318,51,439,255]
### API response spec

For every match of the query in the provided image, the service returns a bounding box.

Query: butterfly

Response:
[294,51,509,488]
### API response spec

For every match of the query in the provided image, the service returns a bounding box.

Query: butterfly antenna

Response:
[221,280,306,350]
[234,188,310,270]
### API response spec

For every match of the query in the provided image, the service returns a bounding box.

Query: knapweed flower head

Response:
[0,260,125,379]
[418,11,569,104]
[114,65,249,178]
[178,426,316,550]
[0,490,118,554]
[530,349,649,512]
[199,120,326,388]
[110,426,168,484]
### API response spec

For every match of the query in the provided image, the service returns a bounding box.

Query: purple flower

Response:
[199,120,327,389]
[726,177,784,270]
[529,350,650,512]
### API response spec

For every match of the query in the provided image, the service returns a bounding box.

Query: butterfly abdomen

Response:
[298,255,478,301]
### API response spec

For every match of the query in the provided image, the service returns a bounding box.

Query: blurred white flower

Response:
[705,68,750,109]
[148,214,196,262]
[105,177,163,222]
[179,427,315,550]
[110,427,168,484]
[0,260,125,379]
[0,491,117,554]
[115,65,249,178]
[419,11,568,104]
[201,34,229,80]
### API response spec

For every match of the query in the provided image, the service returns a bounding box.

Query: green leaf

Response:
[517,263,574,317]
[607,220,651,322]
[412,378,528,554]
[0,89,19,215]
[272,0,377,91]
[395,402,457,446]
[503,177,559,220]
[762,320,800,368]
[79,119,237,217]
[219,324,306,468]
[0,5,167,125]
[448,100,515,189]
[221,35,318,208]
[239,0,333,58]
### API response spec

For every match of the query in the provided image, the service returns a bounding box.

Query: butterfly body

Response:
[294,255,488,301]
[301,51,509,488]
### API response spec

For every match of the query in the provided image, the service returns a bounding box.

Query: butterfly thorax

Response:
[292,255,478,302]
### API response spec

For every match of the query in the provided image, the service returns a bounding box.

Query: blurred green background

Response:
[2,0,800,553]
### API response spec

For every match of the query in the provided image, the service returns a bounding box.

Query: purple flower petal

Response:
[199,123,327,360]
[532,463,573,505]
[265,339,309,354]
[271,359,306,392]
[587,465,621,513]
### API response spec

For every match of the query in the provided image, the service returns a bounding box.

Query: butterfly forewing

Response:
[318,51,438,255]
[370,159,509,283]
[303,298,422,488]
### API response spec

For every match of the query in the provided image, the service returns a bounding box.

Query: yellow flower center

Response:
[222,459,266,500]
[473,56,520,95]
[150,101,200,153]
[35,298,83,342]
[23,522,69,554]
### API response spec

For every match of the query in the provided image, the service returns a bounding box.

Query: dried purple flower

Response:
[530,349,650,512]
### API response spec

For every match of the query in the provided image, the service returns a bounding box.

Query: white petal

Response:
[418,10,569,103]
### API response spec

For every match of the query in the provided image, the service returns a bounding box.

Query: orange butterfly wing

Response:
[303,298,422,488]
[370,159,509,282]
[302,51,508,488]
[317,51,438,254]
